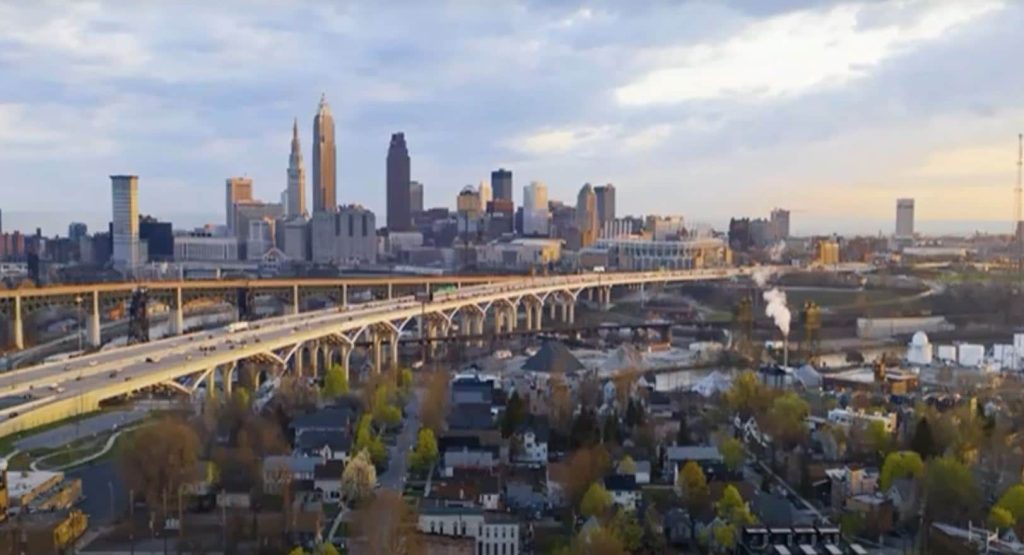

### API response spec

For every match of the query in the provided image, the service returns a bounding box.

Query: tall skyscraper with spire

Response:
[285,118,306,218]
[386,132,412,231]
[312,94,336,213]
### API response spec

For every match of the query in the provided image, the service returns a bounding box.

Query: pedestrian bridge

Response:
[0,268,763,438]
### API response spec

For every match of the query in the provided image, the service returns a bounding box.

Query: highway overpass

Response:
[0,268,762,438]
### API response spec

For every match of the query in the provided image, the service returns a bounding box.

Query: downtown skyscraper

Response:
[386,132,412,231]
[312,94,336,213]
[284,118,306,218]
[491,168,513,204]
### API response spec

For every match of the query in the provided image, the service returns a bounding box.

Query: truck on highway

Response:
[226,322,250,333]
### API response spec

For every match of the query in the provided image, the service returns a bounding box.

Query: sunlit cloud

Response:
[615,0,1003,106]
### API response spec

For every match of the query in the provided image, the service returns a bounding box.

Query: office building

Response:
[280,217,310,262]
[139,216,173,262]
[174,233,239,262]
[522,182,549,236]
[456,186,484,237]
[409,181,424,215]
[594,184,616,226]
[225,177,253,233]
[246,218,276,260]
[649,215,686,241]
[233,201,283,247]
[310,206,377,265]
[285,118,306,218]
[111,175,140,271]
[386,132,412,231]
[896,198,914,238]
[312,94,336,213]
[770,208,790,241]
[576,183,598,248]
[67,223,88,242]
[491,168,513,203]
[478,180,492,209]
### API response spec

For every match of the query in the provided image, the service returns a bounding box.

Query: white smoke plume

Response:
[762,287,791,337]
[751,267,773,288]
[768,241,786,262]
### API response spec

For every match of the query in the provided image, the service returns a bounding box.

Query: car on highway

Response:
[145,356,160,363]
[108,370,119,378]
[89,361,98,367]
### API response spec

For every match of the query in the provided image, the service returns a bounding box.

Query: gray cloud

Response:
[0,0,1018,236]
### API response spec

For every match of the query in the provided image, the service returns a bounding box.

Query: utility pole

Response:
[1017,133,1023,280]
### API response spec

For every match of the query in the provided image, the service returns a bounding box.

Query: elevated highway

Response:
[0,268,766,437]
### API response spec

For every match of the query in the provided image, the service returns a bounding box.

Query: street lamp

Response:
[75,295,83,352]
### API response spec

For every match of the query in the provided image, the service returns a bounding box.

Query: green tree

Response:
[677,460,710,539]
[371,385,401,427]
[716,484,756,526]
[409,427,439,473]
[911,417,939,459]
[721,437,745,472]
[725,370,772,419]
[879,451,924,491]
[994,484,1024,525]
[397,367,413,392]
[322,364,349,398]
[618,455,637,475]
[341,449,377,504]
[580,482,613,519]
[712,522,738,553]
[989,506,1016,531]
[608,508,644,552]
[287,547,305,555]
[865,420,894,461]
[923,456,979,523]
[767,392,809,448]
[355,414,387,466]
[501,390,527,438]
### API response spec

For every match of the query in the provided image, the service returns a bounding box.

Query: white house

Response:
[827,408,897,433]
[514,427,549,466]
[418,504,520,555]
[604,474,641,512]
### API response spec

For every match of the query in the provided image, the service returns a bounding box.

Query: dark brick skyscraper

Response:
[491,168,513,204]
[386,132,411,231]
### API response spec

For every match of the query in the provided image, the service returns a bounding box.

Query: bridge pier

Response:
[372,333,383,374]
[549,301,556,321]
[205,368,216,398]
[87,290,101,348]
[339,343,351,381]
[389,331,399,370]
[224,365,235,397]
[13,295,23,350]
[291,284,300,315]
[172,287,185,335]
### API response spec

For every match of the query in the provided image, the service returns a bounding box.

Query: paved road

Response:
[15,407,148,451]
[68,459,127,526]
[379,389,421,491]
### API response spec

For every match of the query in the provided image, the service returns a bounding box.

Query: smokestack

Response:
[784,335,789,368]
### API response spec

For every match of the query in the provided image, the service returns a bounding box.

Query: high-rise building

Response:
[139,216,173,262]
[576,183,598,248]
[409,181,424,215]
[770,208,790,241]
[896,198,914,238]
[478,180,492,209]
[523,182,550,236]
[594,184,616,226]
[111,175,140,271]
[285,118,306,218]
[310,206,377,264]
[225,177,253,233]
[386,132,412,231]
[312,94,337,213]
[491,169,513,203]
[68,222,88,242]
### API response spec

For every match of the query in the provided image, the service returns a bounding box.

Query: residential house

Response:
[513,421,548,466]
[430,470,502,511]
[505,466,548,518]
[824,466,878,512]
[263,456,319,494]
[313,461,345,502]
[293,430,351,463]
[418,503,520,555]
[666,445,725,485]
[885,478,919,527]
[617,459,651,485]
[440,436,499,477]
[603,474,640,512]
[846,494,894,537]
[290,405,359,442]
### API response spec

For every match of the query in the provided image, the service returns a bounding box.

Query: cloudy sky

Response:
[1,0,1021,236]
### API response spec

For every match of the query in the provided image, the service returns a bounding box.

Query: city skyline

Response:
[1,1,1022,236]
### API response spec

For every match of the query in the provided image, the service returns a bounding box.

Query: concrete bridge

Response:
[0,268,763,438]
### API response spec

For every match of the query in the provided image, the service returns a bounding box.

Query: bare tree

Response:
[419,370,450,435]
[353,491,421,554]
[119,417,200,519]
